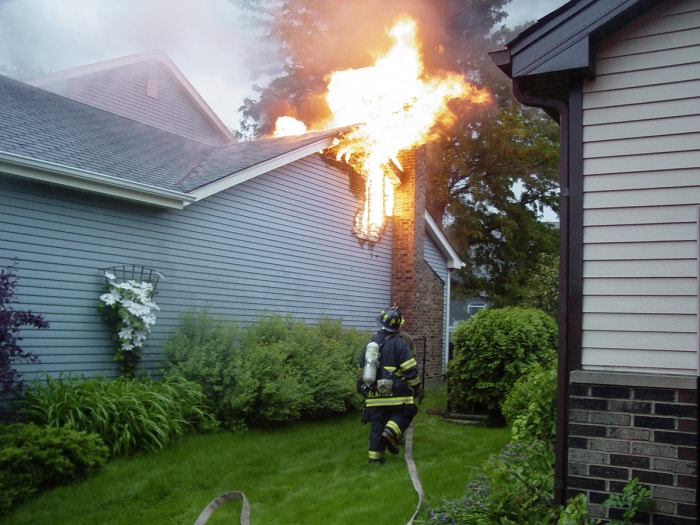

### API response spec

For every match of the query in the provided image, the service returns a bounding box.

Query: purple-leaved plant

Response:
[0,260,49,397]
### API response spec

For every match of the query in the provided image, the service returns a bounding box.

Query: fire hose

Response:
[193,490,250,525]
[193,425,423,525]
[403,424,425,525]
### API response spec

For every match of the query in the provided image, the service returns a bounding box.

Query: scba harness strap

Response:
[363,334,415,405]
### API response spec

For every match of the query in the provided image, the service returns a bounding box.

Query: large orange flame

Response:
[275,16,490,241]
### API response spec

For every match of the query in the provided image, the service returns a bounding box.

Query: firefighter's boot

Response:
[382,425,400,454]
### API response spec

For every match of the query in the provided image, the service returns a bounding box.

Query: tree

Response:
[231,0,561,305]
[521,253,559,318]
[429,93,560,306]
[0,260,49,399]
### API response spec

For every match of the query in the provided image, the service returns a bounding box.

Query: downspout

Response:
[444,268,453,375]
[512,79,571,507]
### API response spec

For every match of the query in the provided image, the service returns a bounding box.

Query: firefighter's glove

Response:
[361,407,369,425]
[356,376,371,396]
[413,384,424,404]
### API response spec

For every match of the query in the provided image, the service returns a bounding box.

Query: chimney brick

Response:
[391,146,446,382]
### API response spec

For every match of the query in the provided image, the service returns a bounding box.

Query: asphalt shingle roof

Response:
[0,74,345,195]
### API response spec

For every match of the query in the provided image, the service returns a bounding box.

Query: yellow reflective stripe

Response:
[407,378,420,386]
[383,366,397,372]
[400,357,417,370]
[365,396,414,407]
[386,420,401,439]
[369,450,384,460]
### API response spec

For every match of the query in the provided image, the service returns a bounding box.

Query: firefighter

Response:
[357,304,423,464]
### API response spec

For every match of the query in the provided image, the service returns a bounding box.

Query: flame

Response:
[277,16,491,241]
[273,116,308,137]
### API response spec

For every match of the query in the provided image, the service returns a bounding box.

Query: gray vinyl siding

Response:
[33,59,230,146]
[424,234,449,365]
[1,153,390,379]
[424,235,447,283]
[580,0,700,375]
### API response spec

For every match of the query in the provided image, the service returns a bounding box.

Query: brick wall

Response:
[568,371,697,523]
[391,146,445,381]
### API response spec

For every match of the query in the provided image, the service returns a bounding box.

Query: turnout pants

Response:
[366,404,418,461]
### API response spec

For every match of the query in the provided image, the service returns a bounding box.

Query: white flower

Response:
[100,270,160,354]
[99,292,118,306]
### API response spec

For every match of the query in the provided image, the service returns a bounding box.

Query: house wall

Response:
[568,371,697,523]
[568,1,700,521]
[580,0,700,375]
[1,153,394,379]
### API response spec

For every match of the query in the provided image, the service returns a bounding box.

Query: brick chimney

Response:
[391,146,447,382]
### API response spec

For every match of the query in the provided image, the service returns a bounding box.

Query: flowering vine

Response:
[98,270,160,378]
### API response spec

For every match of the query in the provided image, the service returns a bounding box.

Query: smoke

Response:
[0,0,565,130]
[0,0,272,127]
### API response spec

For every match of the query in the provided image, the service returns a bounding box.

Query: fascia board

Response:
[189,135,337,201]
[424,212,464,270]
[0,151,194,209]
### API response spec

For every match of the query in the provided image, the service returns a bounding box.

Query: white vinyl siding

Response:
[580,0,700,375]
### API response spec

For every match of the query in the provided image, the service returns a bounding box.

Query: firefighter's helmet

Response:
[376,304,404,333]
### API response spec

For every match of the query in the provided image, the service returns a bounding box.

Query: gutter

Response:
[0,151,195,209]
[512,80,572,507]
[444,268,454,375]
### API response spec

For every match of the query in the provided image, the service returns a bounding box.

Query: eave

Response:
[425,212,464,270]
[0,151,195,209]
[490,0,664,104]
[188,134,339,201]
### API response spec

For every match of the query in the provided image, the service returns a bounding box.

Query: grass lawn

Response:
[0,385,510,524]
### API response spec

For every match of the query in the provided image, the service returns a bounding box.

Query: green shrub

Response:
[161,310,368,428]
[22,375,217,457]
[448,307,557,415]
[501,359,557,444]
[230,339,307,425]
[240,317,363,418]
[0,422,109,514]
[161,308,240,424]
[426,440,557,524]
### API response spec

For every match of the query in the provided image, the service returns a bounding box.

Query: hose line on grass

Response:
[404,424,424,525]
[193,490,250,525]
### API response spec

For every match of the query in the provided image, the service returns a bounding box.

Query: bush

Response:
[501,359,557,444]
[448,307,557,415]
[0,422,109,514]
[161,308,240,424]
[22,375,217,456]
[0,260,49,401]
[426,440,557,525]
[161,310,368,428]
[234,316,364,423]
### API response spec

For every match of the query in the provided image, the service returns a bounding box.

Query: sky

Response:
[0,0,568,130]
